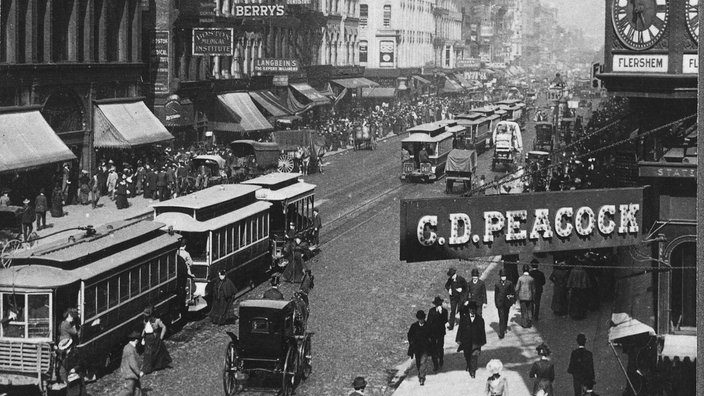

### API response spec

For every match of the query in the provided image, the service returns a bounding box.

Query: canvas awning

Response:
[214,93,274,133]
[660,334,696,360]
[412,75,432,85]
[330,77,379,89]
[0,109,76,173]
[453,73,473,88]
[289,83,331,106]
[608,313,655,341]
[361,87,396,98]
[441,77,463,93]
[249,90,294,117]
[94,101,174,148]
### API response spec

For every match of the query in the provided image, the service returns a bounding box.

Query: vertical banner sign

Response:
[192,28,234,56]
[400,188,646,262]
[150,30,170,94]
[379,40,395,67]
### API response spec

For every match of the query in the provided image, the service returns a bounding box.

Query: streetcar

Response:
[400,131,455,183]
[0,220,181,394]
[450,114,492,152]
[242,173,317,263]
[152,184,273,311]
[495,99,527,128]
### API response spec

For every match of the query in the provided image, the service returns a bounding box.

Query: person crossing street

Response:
[515,264,536,328]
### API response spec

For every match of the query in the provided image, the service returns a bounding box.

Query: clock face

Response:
[686,0,699,43]
[612,0,670,50]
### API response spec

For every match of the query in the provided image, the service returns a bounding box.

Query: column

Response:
[68,0,80,61]
[118,0,130,62]
[230,42,241,78]
[266,24,274,57]
[98,0,108,61]
[213,55,221,78]
[281,29,288,58]
[131,0,141,62]
[180,31,188,80]
[83,0,95,62]
[243,39,251,77]
[25,0,38,62]
[5,0,19,63]
[273,27,280,58]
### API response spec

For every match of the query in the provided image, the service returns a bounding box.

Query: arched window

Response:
[360,4,368,27]
[383,5,391,27]
[670,241,696,330]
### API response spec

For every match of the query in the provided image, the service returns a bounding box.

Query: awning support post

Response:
[609,341,638,395]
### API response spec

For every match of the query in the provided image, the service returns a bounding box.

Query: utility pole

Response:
[697,2,703,395]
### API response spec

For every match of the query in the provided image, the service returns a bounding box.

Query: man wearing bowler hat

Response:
[494,269,515,339]
[444,267,467,330]
[467,268,487,316]
[349,376,367,396]
[426,296,448,372]
[407,310,431,385]
[119,330,143,396]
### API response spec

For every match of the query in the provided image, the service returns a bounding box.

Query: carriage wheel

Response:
[1,239,22,268]
[281,344,300,396]
[300,336,312,380]
[223,342,242,395]
[278,155,294,173]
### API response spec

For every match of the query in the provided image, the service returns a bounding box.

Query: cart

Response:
[353,124,376,151]
[189,155,228,190]
[491,121,523,171]
[223,299,313,396]
[533,122,554,152]
[525,151,551,192]
[445,149,478,194]
[0,205,24,267]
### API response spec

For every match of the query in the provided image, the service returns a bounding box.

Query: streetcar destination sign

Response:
[400,188,646,262]
[612,54,668,73]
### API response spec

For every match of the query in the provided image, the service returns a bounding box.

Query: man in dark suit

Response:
[262,276,284,300]
[444,267,467,330]
[467,268,487,316]
[145,165,157,200]
[567,333,595,396]
[457,302,486,378]
[529,260,546,321]
[119,330,143,395]
[426,296,448,372]
[311,208,322,245]
[515,264,535,328]
[407,310,431,385]
[494,269,514,339]
[156,167,169,202]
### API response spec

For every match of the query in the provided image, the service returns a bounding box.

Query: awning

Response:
[441,77,463,94]
[215,93,274,133]
[413,75,432,85]
[94,101,174,148]
[249,90,294,117]
[330,77,379,89]
[453,73,473,88]
[608,313,656,341]
[0,110,76,173]
[361,87,396,98]
[289,83,331,106]
[661,334,696,360]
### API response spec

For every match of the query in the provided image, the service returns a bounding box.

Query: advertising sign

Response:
[150,30,170,94]
[682,54,698,74]
[254,58,300,73]
[486,62,507,69]
[456,58,482,69]
[233,4,286,17]
[199,1,216,23]
[400,188,645,262]
[273,75,289,87]
[380,40,395,67]
[287,0,311,3]
[192,28,234,56]
[612,54,668,73]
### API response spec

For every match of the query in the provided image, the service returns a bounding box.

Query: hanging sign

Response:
[400,187,646,262]
[380,40,395,67]
[273,75,289,86]
[150,30,170,94]
[254,58,300,73]
[612,54,668,73]
[233,4,286,17]
[192,28,234,56]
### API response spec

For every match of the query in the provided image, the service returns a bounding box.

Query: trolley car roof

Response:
[402,132,454,143]
[239,299,292,310]
[242,173,303,188]
[151,184,261,210]
[154,201,272,232]
[252,182,316,202]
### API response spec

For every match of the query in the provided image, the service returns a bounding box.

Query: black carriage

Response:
[271,129,327,174]
[229,140,282,180]
[223,299,313,396]
[533,122,554,152]
[189,155,228,190]
[445,149,478,194]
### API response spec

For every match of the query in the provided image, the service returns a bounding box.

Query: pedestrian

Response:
[299,269,314,305]
[530,343,555,396]
[56,337,77,386]
[444,267,467,330]
[144,164,157,200]
[166,163,176,199]
[567,262,591,320]
[51,184,64,218]
[567,333,595,396]
[529,259,546,321]
[115,175,129,210]
[59,308,79,343]
[97,160,108,196]
[485,359,509,396]
[407,310,431,386]
[0,190,10,206]
[263,275,285,300]
[176,160,188,196]
[349,376,367,396]
[494,269,515,339]
[478,175,486,195]
[157,167,169,201]
[21,198,34,242]
[79,170,90,205]
[311,207,322,246]
[61,162,71,202]
[550,257,570,316]
[90,173,100,209]
[426,296,448,372]
[141,306,172,374]
[106,167,118,201]
[457,302,486,378]
[118,330,143,396]
[467,268,487,316]
[515,264,535,328]
[135,161,145,196]
[209,270,237,325]
[282,238,306,283]
[34,189,47,230]
[65,366,87,396]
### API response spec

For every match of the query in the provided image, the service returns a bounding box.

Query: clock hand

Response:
[638,12,646,29]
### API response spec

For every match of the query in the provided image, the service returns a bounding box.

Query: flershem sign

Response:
[612,54,668,72]
[192,28,233,56]
[400,188,645,262]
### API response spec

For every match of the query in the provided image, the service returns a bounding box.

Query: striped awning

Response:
[289,83,331,106]
[216,93,274,133]
[249,90,294,117]
[94,101,174,148]
[330,77,379,89]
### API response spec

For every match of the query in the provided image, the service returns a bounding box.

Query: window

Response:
[150,260,160,286]
[359,41,368,63]
[212,232,220,260]
[140,264,150,292]
[251,318,270,334]
[119,272,130,303]
[383,5,391,27]
[2,293,52,339]
[96,282,108,313]
[445,46,451,67]
[27,294,51,339]
[130,268,140,298]
[670,241,696,329]
[160,257,168,283]
[108,278,119,308]
[182,232,208,262]
[168,254,177,279]
[360,4,368,27]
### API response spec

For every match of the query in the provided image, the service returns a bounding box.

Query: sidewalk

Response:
[393,255,623,396]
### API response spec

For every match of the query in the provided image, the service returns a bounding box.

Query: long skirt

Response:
[142,334,172,374]
[209,297,235,325]
[116,194,128,210]
[551,285,569,315]
[79,184,90,205]
[568,288,587,320]
[51,193,64,217]
[282,255,304,283]
[533,378,554,396]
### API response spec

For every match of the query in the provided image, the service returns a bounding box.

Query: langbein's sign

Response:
[400,188,645,262]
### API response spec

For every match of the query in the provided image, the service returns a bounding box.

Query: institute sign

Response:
[192,28,234,56]
[400,188,645,262]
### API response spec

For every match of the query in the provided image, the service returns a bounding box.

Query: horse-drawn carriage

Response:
[223,298,313,396]
[188,155,228,190]
[0,205,24,267]
[352,124,376,151]
[445,149,478,194]
[271,129,327,174]
[533,122,554,152]
[229,140,281,180]
[491,121,523,171]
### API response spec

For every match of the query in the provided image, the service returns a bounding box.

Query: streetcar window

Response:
[108,278,119,308]
[96,281,108,313]
[84,286,96,319]
[28,294,50,339]
[248,218,254,245]
[182,232,208,262]
[2,293,26,338]
[160,257,168,283]
[220,229,227,258]
[167,254,176,279]
[150,260,159,286]
[211,232,219,261]
[119,272,130,303]
[232,224,240,251]
[239,222,247,247]
[223,227,230,256]
[140,265,150,292]
[130,268,140,297]
[263,213,269,236]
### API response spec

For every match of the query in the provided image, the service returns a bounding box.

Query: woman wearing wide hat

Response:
[529,343,555,396]
[485,359,508,396]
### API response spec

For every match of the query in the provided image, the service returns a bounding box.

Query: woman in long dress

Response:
[141,306,172,374]
[282,238,306,283]
[567,264,591,320]
[51,184,64,217]
[529,343,555,396]
[209,270,237,325]
[549,258,570,316]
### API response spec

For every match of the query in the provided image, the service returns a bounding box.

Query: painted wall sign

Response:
[254,58,300,73]
[682,54,698,74]
[638,165,696,178]
[399,188,645,262]
[612,54,668,73]
[287,0,311,4]
[273,75,289,86]
[192,28,234,56]
[233,4,286,17]
[150,30,170,94]
[379,40,395,67]
[456,58,482,69]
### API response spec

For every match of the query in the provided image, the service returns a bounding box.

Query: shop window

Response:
[670,241,696,330]
[383,5,391,27]
[360,4,368,27]
[359,41,368,63]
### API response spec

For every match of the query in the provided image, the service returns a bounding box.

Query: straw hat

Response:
[486,359,503,374]
[58,338,73,351]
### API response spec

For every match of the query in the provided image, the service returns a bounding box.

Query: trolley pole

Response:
[697,2,704,394]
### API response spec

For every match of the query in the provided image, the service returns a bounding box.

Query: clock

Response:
[686,0,698,43]
[611,0,670,50]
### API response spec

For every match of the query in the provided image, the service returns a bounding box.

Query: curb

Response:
[323,133,404,158]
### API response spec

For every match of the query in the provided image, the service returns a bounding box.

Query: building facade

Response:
[433,0,464,69]
[318,0,360,67]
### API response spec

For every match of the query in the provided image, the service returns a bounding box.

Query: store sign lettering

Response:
[682,54,698,74]
[639,165,696,178]
[233,4,286,17]
[192,28,234,56]
[613,54,668,72]
[400,188,646,262]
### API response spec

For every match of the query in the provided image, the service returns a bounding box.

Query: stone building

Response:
[433,0,463,69]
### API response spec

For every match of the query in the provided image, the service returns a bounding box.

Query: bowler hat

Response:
[433,296,443,306]
[352,376,367,389]
[447,267,457,276]
[471,268,479,277]
[499,269,506,277]
[530,258,539,265]
[415,310,426,320]
[536,343,551,356]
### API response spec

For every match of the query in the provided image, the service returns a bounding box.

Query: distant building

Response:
[433,0,464,69]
